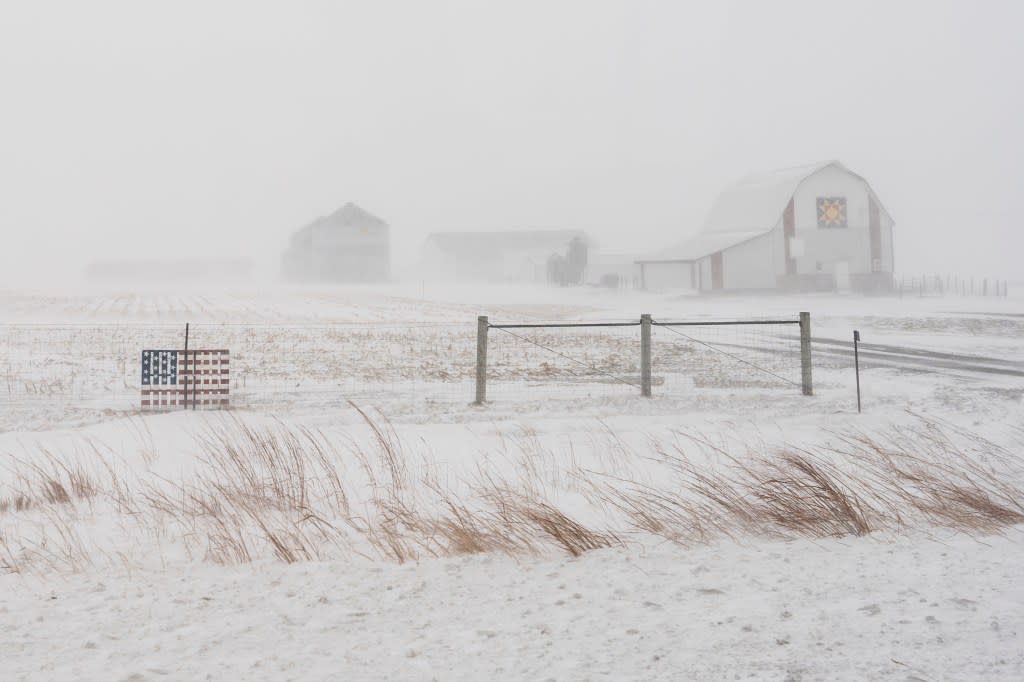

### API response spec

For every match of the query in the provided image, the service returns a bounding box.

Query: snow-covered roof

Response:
[635,231,766,263]
[703,161,853,235]
[638,160,870,263]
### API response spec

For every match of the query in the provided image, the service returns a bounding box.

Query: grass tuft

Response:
[1,416,1022,575]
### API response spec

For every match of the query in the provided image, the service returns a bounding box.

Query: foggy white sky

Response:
[1,0,1022,286]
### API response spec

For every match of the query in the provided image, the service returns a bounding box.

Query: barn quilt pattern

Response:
[817,197,847,228]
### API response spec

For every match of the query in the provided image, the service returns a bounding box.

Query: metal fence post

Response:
[183,323,189,411]
[475,315,488,405]
[799,311,813,396]
[853,329,861,413]
[640,314,652,397]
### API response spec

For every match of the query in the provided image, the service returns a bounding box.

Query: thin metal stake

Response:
[183,323,189,411]
[854,329,862,414]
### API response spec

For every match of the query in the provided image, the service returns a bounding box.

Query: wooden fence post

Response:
[474,316,488,405]
[800,311,813,396]
[640,314,652,397]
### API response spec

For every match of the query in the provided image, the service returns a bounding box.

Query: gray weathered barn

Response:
[282,203,390,282]
[637,161,895,293]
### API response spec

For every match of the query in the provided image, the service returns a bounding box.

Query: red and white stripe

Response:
[141,349,230,410]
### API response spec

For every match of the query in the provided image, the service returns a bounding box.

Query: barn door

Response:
[711,251,724,290]
[869,196,882,271]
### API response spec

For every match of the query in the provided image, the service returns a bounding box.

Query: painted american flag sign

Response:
[141,349,230,409]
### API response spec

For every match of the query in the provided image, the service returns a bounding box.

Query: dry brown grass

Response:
[195,416,350,517]
[830,422,1024,533]
[139,416,357,566]
[742,450,873,537]
[487,489,619,557]
[1,446,102,513]
[1,416,1022,575]
[585,423,1024,548]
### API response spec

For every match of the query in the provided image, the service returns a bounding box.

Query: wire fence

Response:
[2,315,809,430]
[0,323,477,430]
[487,322,643,401]
[652,320,802,395]
[895,275,1010,298]
[481,315,807,403]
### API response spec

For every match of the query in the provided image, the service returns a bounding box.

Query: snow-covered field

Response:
[2,283,1023,680]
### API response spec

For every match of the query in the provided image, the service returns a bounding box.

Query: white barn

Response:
[637,161,895,293]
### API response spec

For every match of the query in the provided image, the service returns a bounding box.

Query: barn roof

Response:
[294,202,387,238]
[323,202,387,228]
[702,160,853,236]
[635,231,766,263]
[425,229,589,255]
[637,160,882,263]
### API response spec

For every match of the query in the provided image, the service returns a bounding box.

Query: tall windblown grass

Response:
[1,413,1022,575]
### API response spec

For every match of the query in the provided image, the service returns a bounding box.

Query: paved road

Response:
[811,337,1024,378]
[709,337,1024,379]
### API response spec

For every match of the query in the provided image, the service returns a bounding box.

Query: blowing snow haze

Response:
[1,0,1022,288]
[4,4,1024,678]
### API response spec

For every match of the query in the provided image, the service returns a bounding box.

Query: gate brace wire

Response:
[653,321,800,388]
[489,325,641,389]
